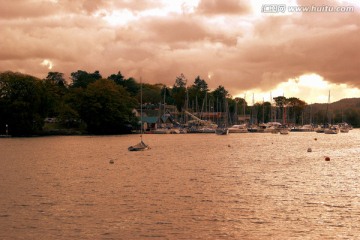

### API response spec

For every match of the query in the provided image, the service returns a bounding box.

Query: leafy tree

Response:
[249,101,272,124]
[346,109,360,127]
[0,71,46,135]
[45,72,67,87]
[187,76,208,111]
[193,76,208,92]
[273,96,287,108]
[174,73,187,88]
[160,85,174,106]
[43,72,68,117]
[107,71,125,84]
[211,85,229,112]
[76,79,137,134]
[57,103,82,128]
[70,70,102,88]
[123,77,139,96]
[141,83,162,105]
[234,97,248,115]
[172,74,187,111]
[108,72,139,96]
[61,87,84,128]
[285,97,307,124]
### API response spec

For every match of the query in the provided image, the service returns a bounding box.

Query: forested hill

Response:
[311,98,360,112]
[310,98,360,125]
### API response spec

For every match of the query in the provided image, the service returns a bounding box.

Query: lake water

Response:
[1,130,360,239]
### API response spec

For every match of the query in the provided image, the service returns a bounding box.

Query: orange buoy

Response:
[325,156,330,161]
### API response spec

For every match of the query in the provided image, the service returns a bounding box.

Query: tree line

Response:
[0,70,359,136]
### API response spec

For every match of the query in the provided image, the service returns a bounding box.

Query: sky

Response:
[0,0,359,104]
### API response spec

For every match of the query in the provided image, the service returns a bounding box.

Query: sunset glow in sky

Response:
[0,0,359,104]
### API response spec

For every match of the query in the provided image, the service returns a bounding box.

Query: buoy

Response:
[109,160,114,164]
[307,148,312,152]
[325,156,330,161]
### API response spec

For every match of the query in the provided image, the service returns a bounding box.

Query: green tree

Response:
[141,83,162,105]
[273,96,288,123]
[107,71,125,84]
[187,76,208,111]
[123,77,139,96]
[107,72,140,96]
[45,72,67,87]
[174,73,187,88]
[211,85,229,112]
[160,85,174,106]
[252,101,272,124]
[61,88,84,128]
[344,108,360,127]
[273,96,287,108]
[286,97,307,124]
[70,70,102,88]
[172,74,187,111]
[0,71,46,136]
[43,72,68,117]
[77,79,137,134]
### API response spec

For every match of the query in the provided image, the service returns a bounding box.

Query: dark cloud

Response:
[0,0,359,99]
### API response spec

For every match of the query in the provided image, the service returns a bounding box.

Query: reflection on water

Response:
[1,131,360,239]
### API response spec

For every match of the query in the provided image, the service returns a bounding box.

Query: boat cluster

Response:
[142,121,352,135]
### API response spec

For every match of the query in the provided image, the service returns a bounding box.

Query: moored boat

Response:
[324,125,339,134]
[315,125,325,133]
[339,122,351,133]
[340,127,349,133]
[228,124,248,133]
[152,128,171,134]
[291,124,315,132]
[215,127,229,135]
[129,77,150,151]
[279,128,289,135]
[128,140,150,151]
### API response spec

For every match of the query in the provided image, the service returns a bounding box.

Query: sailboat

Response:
[279,104,289,135]
[128,78,150,151]
[323,90,339,134]
[215,94,229,135]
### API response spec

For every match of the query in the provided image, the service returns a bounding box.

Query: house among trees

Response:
[132,107,178,132]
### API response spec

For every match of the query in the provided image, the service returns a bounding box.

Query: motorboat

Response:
[228,124,248,133]
[324,125,339,134]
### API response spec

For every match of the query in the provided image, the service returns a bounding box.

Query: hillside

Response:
[311,98,360,112]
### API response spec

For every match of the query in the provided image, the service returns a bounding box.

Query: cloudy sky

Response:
[0,0,359,103]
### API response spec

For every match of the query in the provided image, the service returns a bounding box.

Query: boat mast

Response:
[252,93,255,124]
[140,77,143,141]
[224,95,228,127]
[243,93,246,124]
[163,86,166,117]
[262,97,265,123]
[325,90,330,125]
[270,92,273,122]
